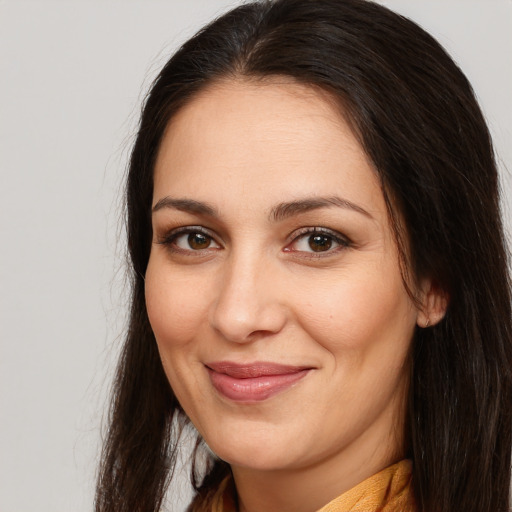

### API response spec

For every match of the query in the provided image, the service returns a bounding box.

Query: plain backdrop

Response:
[1,1,510,511]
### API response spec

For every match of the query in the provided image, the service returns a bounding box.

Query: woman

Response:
[95,1,512,511]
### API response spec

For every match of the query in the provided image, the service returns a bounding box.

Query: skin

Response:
[145,79,437,512]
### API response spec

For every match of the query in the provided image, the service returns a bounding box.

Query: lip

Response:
[205,361,312,402]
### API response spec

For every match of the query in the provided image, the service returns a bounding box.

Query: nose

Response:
[209,254,287,343]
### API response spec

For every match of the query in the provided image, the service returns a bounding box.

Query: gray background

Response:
[1,1,511,511]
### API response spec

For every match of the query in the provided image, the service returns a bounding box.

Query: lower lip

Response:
[207,368,310,402]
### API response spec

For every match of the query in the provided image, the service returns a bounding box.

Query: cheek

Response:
[291,264,416,356]
[145,256,210,347]
[145,256,215,414]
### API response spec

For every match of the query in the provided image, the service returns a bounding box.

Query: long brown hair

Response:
[95,1,512,511]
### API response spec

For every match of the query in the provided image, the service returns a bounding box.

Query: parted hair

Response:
[95,1,512,511]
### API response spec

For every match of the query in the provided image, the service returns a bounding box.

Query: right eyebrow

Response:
[152,197,219,217]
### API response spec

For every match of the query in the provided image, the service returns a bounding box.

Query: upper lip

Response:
[205,361,313,379]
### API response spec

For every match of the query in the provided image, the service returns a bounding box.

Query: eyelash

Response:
[156,226,220,255]
[286,227,351,257]
[156,226,351,257]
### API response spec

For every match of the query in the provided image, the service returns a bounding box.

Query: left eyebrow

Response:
[269,196,373,222]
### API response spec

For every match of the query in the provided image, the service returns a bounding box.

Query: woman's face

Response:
[145,79,421,475]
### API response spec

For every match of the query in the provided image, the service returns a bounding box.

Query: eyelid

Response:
[155,224,350,257]
[284,227,351,255]
[156,225,222,251]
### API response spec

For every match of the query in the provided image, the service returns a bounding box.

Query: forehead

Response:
[159,78,350,162]
[153,79,383,214]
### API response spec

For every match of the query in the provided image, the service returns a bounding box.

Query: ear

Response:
[416,279,449,328]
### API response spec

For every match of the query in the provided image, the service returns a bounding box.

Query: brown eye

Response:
[187,232,211,250]
[285,227,350,256]
[308,234,333,252]
[163,229,221,252]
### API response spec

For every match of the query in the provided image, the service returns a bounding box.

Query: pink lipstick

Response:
[205,361,311,402]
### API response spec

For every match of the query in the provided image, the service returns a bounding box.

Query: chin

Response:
[207,434,300,471]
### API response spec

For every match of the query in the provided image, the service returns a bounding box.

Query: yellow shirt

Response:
[210,459,414,512]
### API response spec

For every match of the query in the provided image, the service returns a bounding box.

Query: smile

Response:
[205,362,312,402]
